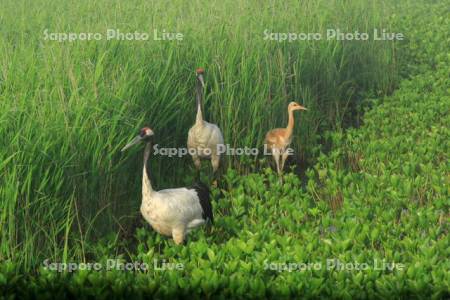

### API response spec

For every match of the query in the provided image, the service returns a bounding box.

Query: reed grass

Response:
[0,0,399,269]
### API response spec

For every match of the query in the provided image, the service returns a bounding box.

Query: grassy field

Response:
[0,0,449,298]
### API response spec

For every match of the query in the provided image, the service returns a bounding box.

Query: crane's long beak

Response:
[198,74,205,88]
[121,135,142,152]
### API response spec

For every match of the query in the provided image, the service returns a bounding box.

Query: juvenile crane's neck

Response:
[195,79,204,125]
[142,142,153,198]
[286,108,295,137]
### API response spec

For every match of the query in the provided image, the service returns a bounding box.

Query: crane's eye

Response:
[140,128,149,137]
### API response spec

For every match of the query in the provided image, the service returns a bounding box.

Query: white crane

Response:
[122,127,213,245]
[187,68,224,179]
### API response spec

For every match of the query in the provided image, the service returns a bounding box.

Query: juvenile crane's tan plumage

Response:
[265,102,307,176]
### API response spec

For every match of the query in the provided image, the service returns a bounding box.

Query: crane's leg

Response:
[172,227,186,245]
[272,150,281,176]
[211,154,220,187]
[192,154,201,180]
[211,154,220,173]
[280,150,289,174]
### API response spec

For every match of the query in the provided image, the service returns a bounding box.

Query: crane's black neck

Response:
[143,141,151,166]
[196,78,203,124]
[143,141,153,192]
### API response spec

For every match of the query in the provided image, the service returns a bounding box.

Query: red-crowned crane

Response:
[122,127,213,245]
[187,68,224,180]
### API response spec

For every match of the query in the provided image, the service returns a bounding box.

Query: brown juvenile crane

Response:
[264,101,307,176]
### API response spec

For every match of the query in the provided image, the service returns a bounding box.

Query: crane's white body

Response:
[188,120,224,172]
[140,167,207,244]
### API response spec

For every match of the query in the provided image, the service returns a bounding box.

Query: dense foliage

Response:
[1,0,449,298]
[0,0,398,262]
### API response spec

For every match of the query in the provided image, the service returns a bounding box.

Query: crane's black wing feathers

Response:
[191,182,213,223]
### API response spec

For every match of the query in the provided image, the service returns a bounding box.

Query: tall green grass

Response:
[0,0,399,269]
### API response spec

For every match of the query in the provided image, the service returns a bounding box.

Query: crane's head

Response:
[121,127,154,152]
[196,68,205,88]
[288,101,307,112]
